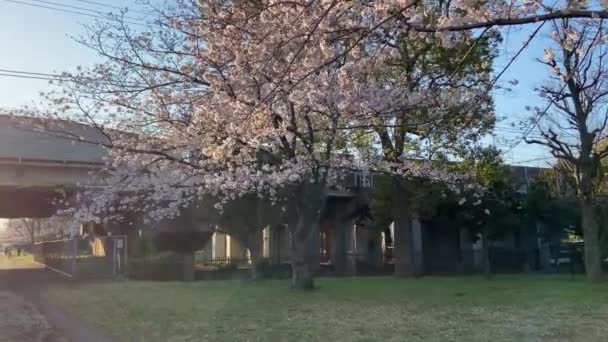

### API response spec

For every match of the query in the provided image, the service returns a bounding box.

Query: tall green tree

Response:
[429,147,522,276]
[368,22,500,277]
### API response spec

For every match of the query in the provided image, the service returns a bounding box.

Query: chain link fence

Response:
[33,235,128,279]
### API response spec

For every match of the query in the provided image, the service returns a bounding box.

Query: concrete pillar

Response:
[331,218,355,276]
[345,224,357,275]
[263,226,270,259]
[212,232,227,259]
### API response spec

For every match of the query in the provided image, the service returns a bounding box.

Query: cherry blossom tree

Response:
[44,1,608,288]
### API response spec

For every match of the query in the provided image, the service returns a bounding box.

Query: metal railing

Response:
[195,256,291,270]
[33,235,127,278]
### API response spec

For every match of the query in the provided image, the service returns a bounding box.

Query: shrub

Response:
[128,251,182,281]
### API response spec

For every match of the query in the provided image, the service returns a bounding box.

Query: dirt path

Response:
[0,260,115,342]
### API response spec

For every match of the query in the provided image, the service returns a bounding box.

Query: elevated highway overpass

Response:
[0,115,107,218]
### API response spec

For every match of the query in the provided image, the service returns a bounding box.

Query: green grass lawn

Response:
[46,275,608,342]
[0,253,35,264]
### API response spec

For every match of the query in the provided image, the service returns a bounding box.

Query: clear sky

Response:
[0,1,554,167]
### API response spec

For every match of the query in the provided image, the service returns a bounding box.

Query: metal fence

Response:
[194,255,291,270]
[33,235,128,279]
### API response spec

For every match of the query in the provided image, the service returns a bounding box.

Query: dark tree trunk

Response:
[287,183,325,290]
[246,230,264,280]
[581,198,603,281]
[368,231,384,268]
[289,212,319,290]
[181,251,195,282]
[291,245,315,289]
[392,179,414,277]
[481,228,492,278]
[578,161,603,282]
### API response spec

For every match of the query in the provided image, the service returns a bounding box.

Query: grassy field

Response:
[0,253,35,264]
[46,275,608,342]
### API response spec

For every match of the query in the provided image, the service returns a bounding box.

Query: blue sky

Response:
[0,0,554,167]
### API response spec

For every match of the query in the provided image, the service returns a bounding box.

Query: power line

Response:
[0,68,71,79]
[1,0,149,27]
[0,72,62,81]
[28,0,147,22]
[0,68,144,87]
[489,21,546,88]
[494,128,545,140]
[509,156,555,165]
[69,0,151,16]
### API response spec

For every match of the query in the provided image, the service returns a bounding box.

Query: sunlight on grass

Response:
[0,253,35,264]
[46,275,608,342]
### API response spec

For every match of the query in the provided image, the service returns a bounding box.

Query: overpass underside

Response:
[0,162,99,218]
[0,186,62,218]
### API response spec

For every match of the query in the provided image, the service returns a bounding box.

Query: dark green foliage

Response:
[366,172,450,232]
[422,148,522,242]
[525,179,579,240]
[128,251,183,281]
[217,194,285,235]
[153,231,213,254]
[131,234,157,258]
[366,175,393,232]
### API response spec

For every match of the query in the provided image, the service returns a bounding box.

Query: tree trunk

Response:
[181,251,195,282]
[581,199,603,281]
[392,179,414,277]
[246,230,264,280]
[289,213,319,290]
[368,231,384,268]
[481,228,492,279]
[287,183,325,290]
[291,245,314,289]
